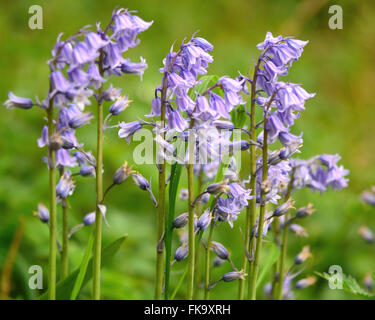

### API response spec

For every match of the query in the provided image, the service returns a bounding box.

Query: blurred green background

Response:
[1,0,375,300]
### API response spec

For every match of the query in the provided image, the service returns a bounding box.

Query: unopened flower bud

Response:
[33,203,49,223]
[80,165,96,177]
[289,224,308,237]
[200,193,210,204]
[361,190,375,206]
[174,243,188,262]
[222,270,247,282]
[273,198,295,217]
[179,188,188,200]
[56,171,75,198]
[101,84,122,101]
[295,276,317,289]
[294,245,312,265]
[83,212,96,226]
[358,226,374,244]
[4,92,33,109]
[196,210,211,232]
[295,203,315,218]
[61,136,75,150]
[363,273,374,292]
[113,161,133,185]
[207,181,230,195]
[109,95,132,116]
[132,173,150,190]
[49,134,63,151]
[173,212,188,229]
[211,241,229,260]
[261,179,272,194]
[213,257,226,267]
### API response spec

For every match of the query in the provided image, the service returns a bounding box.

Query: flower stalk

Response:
[155,75,168,300]
[93,51,104,300]
[47,101,57,300]
[275,169,296,300]
[61,199,69,279]
[204,220,215,300]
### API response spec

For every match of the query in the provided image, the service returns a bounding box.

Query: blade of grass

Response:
[38,235,127,300]
[70,228,95,300]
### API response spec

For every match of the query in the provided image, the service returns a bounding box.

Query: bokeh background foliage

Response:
[0,0,375,299]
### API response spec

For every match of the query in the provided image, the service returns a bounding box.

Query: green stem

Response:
[193,173,204,300]
[155,74,168,300]
[93,52,104,300]
[187,162,195,300]
[61,199,69,279]
[240,72,257,300]
[248,112,269,300]
[47,102,57,300]
[204,221,214,300]
[275,170,295,300]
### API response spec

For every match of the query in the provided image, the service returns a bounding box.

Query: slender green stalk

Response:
[275,170,295,300]
[187,161,195,299]
[155,74,168,300]
[248,110,269,300]
[47,101,57,300]
[204,221,214,300]
[193,173,204,299]
[92,52,104,300]
[61,199,69,279]
[239,69,258,299]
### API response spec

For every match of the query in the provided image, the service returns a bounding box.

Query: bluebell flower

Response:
[210,241,229,260]
[173,212,189,229]
[50,70,72,94]
[295,276,316,290]
[72,41,98,66]
[118,121,143,143]
[361,188,375,206]
[84,32,109,51]
[56,170,75,198]
[87,63,106,89]
[358,226,374,244]
[167,108,188,132]
[196,210,211,233]
[209,92,230,119]
[145,97,161,117]
[4,92,33,109]
[121,57,147,80]
[33,203,50,223]
[294,245,312,265]
[194,95,216,121]
[109,95,131,115]
[174,243,188,262]
[101,84,122,102]
[68,109,94,129]
[82,212,96,226]
[222,270,247,282]
[192,37,214,52]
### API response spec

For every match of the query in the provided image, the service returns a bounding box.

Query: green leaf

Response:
[39,235,127,300]
[256,243,280,288]
[70,228,95,300]
[231,105,247,128]
[170,265,188,300]
[164,162,182,300]
[190,75,219,99]
[315,271,375,298]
